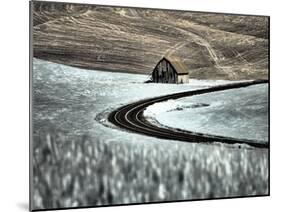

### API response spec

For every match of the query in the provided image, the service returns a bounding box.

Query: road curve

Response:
[108,80,269,149]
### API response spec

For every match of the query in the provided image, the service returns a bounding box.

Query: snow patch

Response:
[144,84,268,143]
[144,100,210,116]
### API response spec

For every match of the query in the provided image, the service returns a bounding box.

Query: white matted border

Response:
[0,0,279,211]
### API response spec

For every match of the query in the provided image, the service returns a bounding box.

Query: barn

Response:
[151,56,189,83]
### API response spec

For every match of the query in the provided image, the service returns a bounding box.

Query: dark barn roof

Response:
[162,56,189,75]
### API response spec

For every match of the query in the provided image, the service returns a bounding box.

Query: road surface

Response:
[108,80,268,149]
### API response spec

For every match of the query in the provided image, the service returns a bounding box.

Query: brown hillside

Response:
[32,2,269,80]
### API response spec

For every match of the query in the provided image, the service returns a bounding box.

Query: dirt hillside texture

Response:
[32,1,269,80]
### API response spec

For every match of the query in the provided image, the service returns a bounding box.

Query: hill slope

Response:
[32,2,269,80]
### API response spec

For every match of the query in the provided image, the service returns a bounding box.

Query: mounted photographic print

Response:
[30,0,269,211]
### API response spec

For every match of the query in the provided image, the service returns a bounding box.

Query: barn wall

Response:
[177,74,189,83]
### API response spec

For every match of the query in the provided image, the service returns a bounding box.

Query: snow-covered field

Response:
[144,84,268,143]
[32,59,268,210]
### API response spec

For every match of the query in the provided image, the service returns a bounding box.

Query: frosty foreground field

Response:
[32,59,268,210]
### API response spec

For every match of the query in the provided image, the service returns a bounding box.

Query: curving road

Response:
[108,80,269,149]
